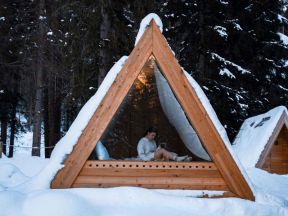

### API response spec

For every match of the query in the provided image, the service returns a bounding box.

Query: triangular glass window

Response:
[90,59,210,161]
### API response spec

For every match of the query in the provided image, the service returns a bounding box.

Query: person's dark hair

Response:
[144,126,158,136]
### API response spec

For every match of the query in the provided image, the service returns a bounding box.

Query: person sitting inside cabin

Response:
[137,127,191,161]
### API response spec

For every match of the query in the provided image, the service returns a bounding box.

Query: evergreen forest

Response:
[0,0,287,157]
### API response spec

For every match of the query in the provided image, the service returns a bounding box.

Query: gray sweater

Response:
[137,137,157,161]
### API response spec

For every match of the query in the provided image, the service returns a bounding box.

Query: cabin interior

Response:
[88,59,209,162]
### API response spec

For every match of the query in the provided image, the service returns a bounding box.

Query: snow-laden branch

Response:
[277,32,288,46]
[211,52,251,75]
[214,26,228,40]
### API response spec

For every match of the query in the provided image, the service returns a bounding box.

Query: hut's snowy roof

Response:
[233,106,288,168]
[34,14,254,196]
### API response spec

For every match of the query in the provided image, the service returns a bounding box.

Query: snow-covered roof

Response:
[34,14,255,197]
[135,13,163,46]
[233,106,288,168]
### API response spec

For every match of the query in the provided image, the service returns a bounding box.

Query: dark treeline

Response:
[0,0,287,157]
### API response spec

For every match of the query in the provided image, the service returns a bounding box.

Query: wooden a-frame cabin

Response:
[234,106,288,174]
[259,111,288,174]
[51,19,254,201]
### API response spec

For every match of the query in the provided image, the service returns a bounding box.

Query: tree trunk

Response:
[46,69,56,158]
[197,1,206,80]
[43,3,62,158]
[98,0,111,86]
[8,98,17,158]
[44,77,61,158]
[0,117,7,155]
[54,96,61,149]
[64,110,69,132]
[44,87,50,157]
[32,0,45,156]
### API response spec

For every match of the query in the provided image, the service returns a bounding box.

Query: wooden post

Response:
[0,141,3,158]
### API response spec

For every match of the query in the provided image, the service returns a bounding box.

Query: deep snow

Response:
[0,155,288,216]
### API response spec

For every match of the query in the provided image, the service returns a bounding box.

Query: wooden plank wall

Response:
[73,161,229,191]
[262,126,288,174]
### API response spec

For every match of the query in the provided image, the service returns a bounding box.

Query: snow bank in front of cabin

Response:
[1,184,288,216]
[0,164,28,189]
[134,13,163,46]
[233,106,288,168]
[1,156,288,215]
[22,56,128,191]
[0,155,49,192]
[0,154,48,177]
[155,189,225,198]
[247,167,288,206]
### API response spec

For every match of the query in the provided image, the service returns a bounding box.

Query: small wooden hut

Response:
[233,106,288,174]
[51,17,254,201]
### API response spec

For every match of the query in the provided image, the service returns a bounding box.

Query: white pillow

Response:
[95,141,110,160]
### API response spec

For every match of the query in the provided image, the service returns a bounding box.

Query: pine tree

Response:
[222,0,288,137]
[0,1,30,156]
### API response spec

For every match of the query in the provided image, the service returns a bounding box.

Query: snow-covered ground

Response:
[0,154,288,216]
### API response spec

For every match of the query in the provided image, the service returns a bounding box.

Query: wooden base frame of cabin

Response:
[71,160,237,198]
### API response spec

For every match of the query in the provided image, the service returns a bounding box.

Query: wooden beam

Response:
[83,160,217,169]
[51,22,153,188]
[80,168,222,178]
[74,161,228,190]
[150,20,254,200]
[73,176,227,188]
